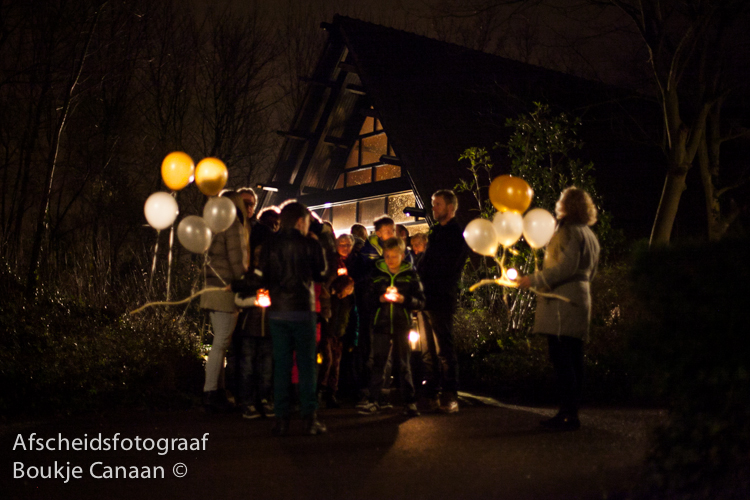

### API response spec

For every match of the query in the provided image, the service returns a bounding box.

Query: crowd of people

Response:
[197,185,600,436]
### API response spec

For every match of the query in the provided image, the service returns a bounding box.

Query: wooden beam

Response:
[323,136,350,148]
[379,155,403,166]
[277,130,313,141]
[345,84,366,95]
[338,62,358,73]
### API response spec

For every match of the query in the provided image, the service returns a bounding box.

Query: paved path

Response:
[2,394,665,500]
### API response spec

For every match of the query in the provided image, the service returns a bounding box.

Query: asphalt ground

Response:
[2,394,666,500]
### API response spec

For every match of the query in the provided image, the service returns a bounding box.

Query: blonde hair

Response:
[555,187,597,226]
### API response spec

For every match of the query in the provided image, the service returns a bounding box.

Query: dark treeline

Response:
[0,0,305,296]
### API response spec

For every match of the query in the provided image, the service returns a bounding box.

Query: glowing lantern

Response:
[385,286,399,302]
[256,289,271,308]
[506,268,518,281]
[409,330,420,351]
[337,267,348,276]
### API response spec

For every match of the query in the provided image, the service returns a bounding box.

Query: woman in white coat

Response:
[200,190,249,412]
[518,187,600,431]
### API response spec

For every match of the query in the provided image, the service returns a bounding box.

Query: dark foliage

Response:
[629,238,750,499]
[0,259,204,419]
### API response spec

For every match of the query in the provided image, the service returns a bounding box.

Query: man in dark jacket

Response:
[418,190,469,413]
[259,202,328,435]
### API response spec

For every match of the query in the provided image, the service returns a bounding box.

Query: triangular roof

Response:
[263,15,663,234]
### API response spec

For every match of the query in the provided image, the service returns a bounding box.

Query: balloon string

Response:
[468,278,571,303]
[166,223,175,301]
[129,287,226,315]
[205,260,229,287]
[149,229,160,294]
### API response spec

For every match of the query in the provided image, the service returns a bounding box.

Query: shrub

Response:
[629,238,750,499]
[0,256,205,418]
[454,254,658,407]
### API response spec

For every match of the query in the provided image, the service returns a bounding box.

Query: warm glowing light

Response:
[256,289,271,308]
[409,330,420,350]
[506,268,518,280]
[337,268,348,275]
[385,286,398,302]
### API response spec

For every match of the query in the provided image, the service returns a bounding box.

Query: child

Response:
[318,274,356,408]
[232,270,274,420]
[359,237,425,417]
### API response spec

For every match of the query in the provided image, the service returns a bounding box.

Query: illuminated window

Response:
[325,192,423,234]
[375,164,401,182]
[361,134,387,165]
[359,198,385,223]
[335,109,399,190]
[332,203,357,233]
[388,192,417,224]
[346,169,371,186]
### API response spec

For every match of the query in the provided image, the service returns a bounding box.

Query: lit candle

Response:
[409,330,420,350]
[256,289,271,308]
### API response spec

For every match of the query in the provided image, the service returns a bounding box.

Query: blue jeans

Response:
[236,336,273,408]
[270,318,318,419]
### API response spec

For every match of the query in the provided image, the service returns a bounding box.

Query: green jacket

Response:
[369,260,425,335]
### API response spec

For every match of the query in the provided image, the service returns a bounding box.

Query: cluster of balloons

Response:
[143,152,235,254]
[463,175,556,257]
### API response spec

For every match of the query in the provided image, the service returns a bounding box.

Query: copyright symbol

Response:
[173,463,187,478]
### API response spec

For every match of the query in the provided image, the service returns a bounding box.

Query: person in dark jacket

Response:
[230,205,279,420]
[317,274,355,408]
[358,237,425,417]
[410,232,428,270]
[259,201,328,436]
[232,270,273,420]
[418,189,469,414]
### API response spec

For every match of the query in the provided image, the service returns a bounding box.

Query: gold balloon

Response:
[489,175,533,213]
[161,152,195,191]
[195,157,228,196]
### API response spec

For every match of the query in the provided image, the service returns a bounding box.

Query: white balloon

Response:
[522,208,556,249]
[463,218,499,257]
[492,211,524,247]
[177,216,212,254]
[203,196,236,233]
[144,192,179,230]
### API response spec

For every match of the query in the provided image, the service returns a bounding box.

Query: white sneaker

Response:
[357,401,381,415]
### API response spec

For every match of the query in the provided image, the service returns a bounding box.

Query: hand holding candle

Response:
[384,286,403,303]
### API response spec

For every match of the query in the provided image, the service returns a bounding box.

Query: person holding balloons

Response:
[200,189,250,413]
[518,187,600,431]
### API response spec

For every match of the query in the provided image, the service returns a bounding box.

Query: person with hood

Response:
[201,190,249,413]
[358,237,425,417]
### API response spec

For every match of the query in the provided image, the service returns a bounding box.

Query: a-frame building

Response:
[260,15,663,236]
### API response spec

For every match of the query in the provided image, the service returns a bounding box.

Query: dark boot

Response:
[325,389,341,409]
[272,418,290,437]
[304,412,327,435]
[203,390,233,414]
